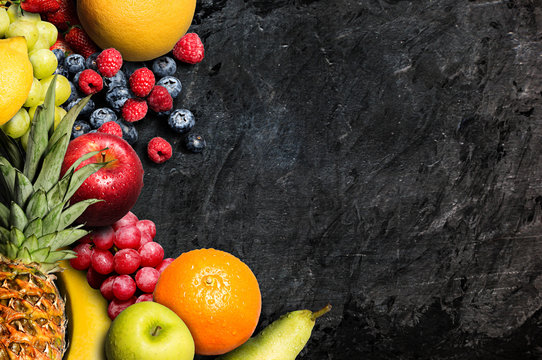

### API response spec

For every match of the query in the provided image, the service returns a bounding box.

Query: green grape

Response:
[20,128,29,151]
[0,9,10,38]
[16,7,41,23]
[36,20,57,47]
[29,48,58,79]
[28,105,64,132]
[24,77,43,108]
[1,108,30,139]
[39,74,71,106]
[28,34,50,51]
[54,106,67,129]
[7,4,19,24]
[6,20,39,49]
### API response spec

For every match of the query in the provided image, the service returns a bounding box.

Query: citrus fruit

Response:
[0,37,33,126]
[76,0,197,61]
[154,248,262,356]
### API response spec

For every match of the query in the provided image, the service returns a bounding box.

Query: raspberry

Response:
[96,48,123,77]
[122,98,148,122]
[98,121,123,138]
[173,33,204,64]
[129,68,155,98]
[147,137,172,164]
[146,86,173,113]
[78,69,103,95]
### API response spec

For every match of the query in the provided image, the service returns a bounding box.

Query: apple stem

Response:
[151,325,162,337]
[310,304,332,321]
[101,151,107,162]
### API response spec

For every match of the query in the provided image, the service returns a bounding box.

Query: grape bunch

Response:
[69,211,174,320]
[0,3,71,143]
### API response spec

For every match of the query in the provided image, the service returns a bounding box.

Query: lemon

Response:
[0,37,33,126]
[77,0,196,61]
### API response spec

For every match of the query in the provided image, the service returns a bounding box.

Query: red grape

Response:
[139,241,164,267]
[70,243,92,270]
[136,219,156,239]
[91,248,114,275]
[155,258,175,273]
[86,267,108,289]
[112,211,139,231]
[135,293,154,303]
[108,297,136,320]
[114,225,141,249]
[114,249,141,274]
[112,274,137,300]
[138,232,153,248]
[91,226,115,250]
[100,275,116,301]
[135,267,160,293]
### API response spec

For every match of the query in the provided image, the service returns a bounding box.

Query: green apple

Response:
[105,302,195,360]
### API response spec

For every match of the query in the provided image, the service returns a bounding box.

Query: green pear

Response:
[218,304,331,360]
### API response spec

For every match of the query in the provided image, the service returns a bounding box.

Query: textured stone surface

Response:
[130,0,542,358]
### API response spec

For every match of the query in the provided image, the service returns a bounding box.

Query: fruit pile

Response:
[69,211,174,319]
[56,41,207,160]
[0,0,207,164]
[0,3,70,140]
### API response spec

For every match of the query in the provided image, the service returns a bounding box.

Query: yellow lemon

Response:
[0,37,33,126]
[77,0,196,61]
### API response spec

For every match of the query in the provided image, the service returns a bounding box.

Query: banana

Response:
[57,261,111,360]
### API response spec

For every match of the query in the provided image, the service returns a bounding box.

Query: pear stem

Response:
[311,304,332,321]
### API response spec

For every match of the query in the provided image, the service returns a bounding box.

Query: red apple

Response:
[61,132,144,227]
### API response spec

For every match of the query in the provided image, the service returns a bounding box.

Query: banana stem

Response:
[311,304,332,321]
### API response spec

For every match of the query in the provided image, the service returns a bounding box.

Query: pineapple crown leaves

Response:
[0,76,109,273]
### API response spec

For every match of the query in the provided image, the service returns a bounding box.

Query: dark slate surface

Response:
[129,0,542,358]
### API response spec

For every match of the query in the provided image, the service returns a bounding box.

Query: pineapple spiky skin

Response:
[0,76,107,359]
[0,256,65,360]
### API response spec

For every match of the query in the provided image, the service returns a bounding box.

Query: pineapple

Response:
[0,77,107,359]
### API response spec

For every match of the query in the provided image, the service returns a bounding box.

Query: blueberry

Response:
[103,70,127,91]
[54,65,68,78]
[116,120,138,144]
[71,120,91,139]
[89,108,117,129]
[157,76,182,99]
[65,98,95,118]
[85,52,99,70]
[72,70,83,89]
[152,56,177,78]
[186,134,206,153]
[105,86,132,112]
[67,80,80,104]
[121,61,146,77]
[65,54,86,77]
[52,49,65,66]
[168,109,195,134]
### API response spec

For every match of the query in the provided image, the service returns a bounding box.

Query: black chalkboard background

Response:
[129,1,542,358]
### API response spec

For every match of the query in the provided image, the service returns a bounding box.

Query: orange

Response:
[154,248,262,356]
[76,0,196,61]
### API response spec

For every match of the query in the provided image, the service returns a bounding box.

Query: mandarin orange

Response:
[153,248,262,356]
